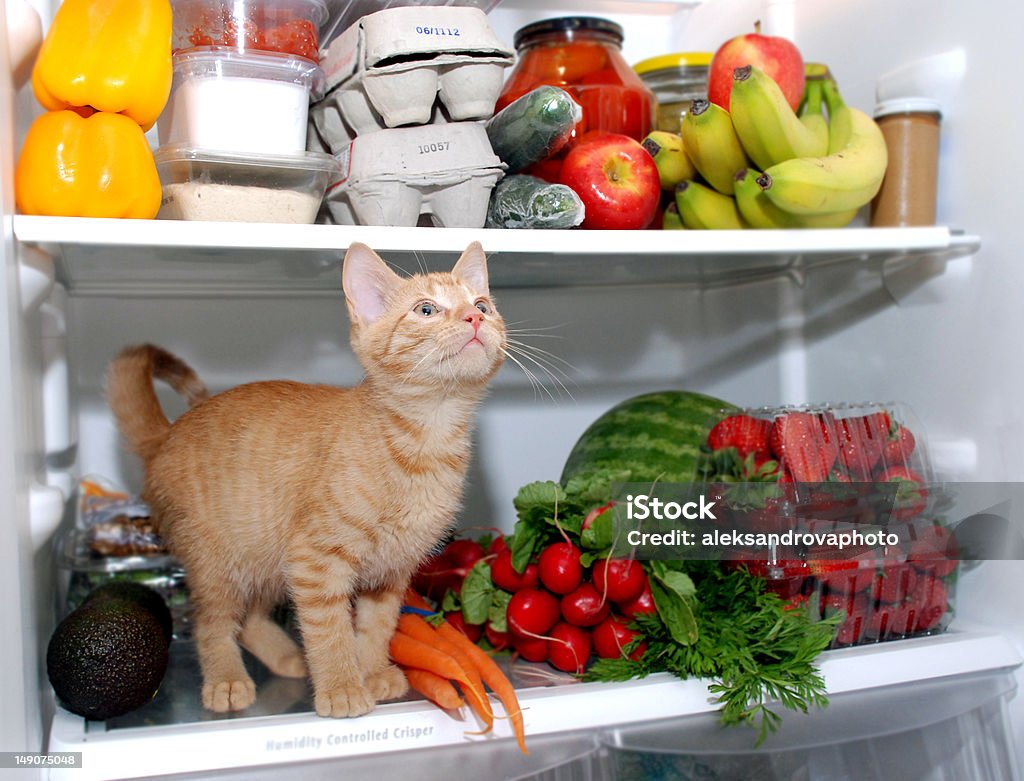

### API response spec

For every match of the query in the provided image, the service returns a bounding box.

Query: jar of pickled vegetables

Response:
[496,16,655,181]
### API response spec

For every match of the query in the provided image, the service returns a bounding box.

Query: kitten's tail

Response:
[106,344,209,463]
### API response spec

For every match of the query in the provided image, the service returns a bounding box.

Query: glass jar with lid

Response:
[495,16,656,181]
[633,52,712,133]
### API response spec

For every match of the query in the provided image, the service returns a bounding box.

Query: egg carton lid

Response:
[321,5,513,91]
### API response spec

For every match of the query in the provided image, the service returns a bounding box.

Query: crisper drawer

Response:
[599,669,1021,781]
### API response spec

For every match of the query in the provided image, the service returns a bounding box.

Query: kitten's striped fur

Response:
[106,242,505,717]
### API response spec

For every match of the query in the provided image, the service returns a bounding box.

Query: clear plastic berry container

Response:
[698,401,957,649]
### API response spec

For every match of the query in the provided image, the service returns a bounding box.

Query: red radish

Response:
[582,501,615,531]
[490,548,540,592]
[506,588,560,638]
[538,542,583,595]
[592,558,647,603]
[484,622,511,651]
[513,634,549,663]
[592,616,646,660]
[547,622,592,674]
[618,583,657,619]
[444,539,486,568]
[560,583,611,627]
[488,535,509,556]
[444,611,482,643]
[411,553,462,601]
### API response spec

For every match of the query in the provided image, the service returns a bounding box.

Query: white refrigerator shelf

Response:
[13,216,980,296]
[46,630,1021,781]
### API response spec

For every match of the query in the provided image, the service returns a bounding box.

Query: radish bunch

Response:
[415,533,656,675]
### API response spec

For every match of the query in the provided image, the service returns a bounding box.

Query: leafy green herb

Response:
[587,563,838,744]
[459,560,494,625]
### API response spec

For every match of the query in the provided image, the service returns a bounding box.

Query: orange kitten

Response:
[105,242,505,717]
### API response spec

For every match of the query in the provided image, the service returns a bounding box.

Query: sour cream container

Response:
[158,49,324,155]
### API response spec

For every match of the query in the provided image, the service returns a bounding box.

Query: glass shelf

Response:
[13,216,979,298]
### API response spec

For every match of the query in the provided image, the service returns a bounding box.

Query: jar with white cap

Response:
[870,97,942,227]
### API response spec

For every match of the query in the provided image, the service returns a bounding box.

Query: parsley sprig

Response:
[586,561,838,744]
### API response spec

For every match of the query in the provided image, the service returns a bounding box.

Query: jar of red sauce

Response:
[495,16,655,181]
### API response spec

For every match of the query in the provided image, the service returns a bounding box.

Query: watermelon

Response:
[560,390,738,486]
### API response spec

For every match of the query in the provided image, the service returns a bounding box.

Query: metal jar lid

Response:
[513,17,623,50]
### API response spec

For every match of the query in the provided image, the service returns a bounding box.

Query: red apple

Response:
[708,26,805,112]
[558,132,660,230]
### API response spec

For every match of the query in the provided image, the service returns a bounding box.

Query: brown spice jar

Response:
[870,99,942,227]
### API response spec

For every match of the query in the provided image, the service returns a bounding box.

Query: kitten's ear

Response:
[451,241,490,296]
[342,242,403,325]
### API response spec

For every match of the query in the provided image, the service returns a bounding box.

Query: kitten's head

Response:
[342,242,506,391]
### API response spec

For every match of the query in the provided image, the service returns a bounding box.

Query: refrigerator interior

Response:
[3,0,1024,777]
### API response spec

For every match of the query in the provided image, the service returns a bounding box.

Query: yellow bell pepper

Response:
[15,110,162,219]
[31,0,172,131]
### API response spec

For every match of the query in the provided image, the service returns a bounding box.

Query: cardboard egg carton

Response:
[314,5,513,144]
[323,121,504,227]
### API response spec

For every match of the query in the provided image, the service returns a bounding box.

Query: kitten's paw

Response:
[366,664,408,702]
[203,678,257,712]
[314,683,376,718]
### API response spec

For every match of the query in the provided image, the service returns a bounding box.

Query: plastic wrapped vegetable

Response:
[485,86,582,174]
[486,174,585,229]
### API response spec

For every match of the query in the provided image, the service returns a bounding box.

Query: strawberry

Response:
[869,563,919,604]
[835,413,888,478]
[810,558,877,596]
[907,523,959,577]
[707,414,772,460]
[877,465,928,521]
[769,412,838,483]
[911,574,949,632]
[880,424,916,469]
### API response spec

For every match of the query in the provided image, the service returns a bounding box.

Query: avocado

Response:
[81,581,174,644]
[47,586,170,720]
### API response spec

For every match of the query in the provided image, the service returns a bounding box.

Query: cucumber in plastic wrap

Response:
[486,174,585,229]
[485,86,582,174]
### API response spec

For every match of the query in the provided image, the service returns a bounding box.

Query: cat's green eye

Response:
[475,301,489,314]
[416,301,438,316]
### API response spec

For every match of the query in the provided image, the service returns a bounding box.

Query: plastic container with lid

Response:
[633,52,711,133]
[691,401,955,649]
[158,49,324,155]
[870,97,942,227]
[154,144,338,223]
[170,0,328,62]
[495,16,655,182]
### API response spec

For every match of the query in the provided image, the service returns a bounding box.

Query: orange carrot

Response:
[405,588,528,755]
[436,620,529,755]
[404,588,434,612]
[404,668,465,711]
[389,631,473,685]
[397,613,494,730]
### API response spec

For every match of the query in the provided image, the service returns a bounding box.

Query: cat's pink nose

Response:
[463,309,484,331]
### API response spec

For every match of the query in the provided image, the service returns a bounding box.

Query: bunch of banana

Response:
[641,130,697,191]
[645,63,887,230]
